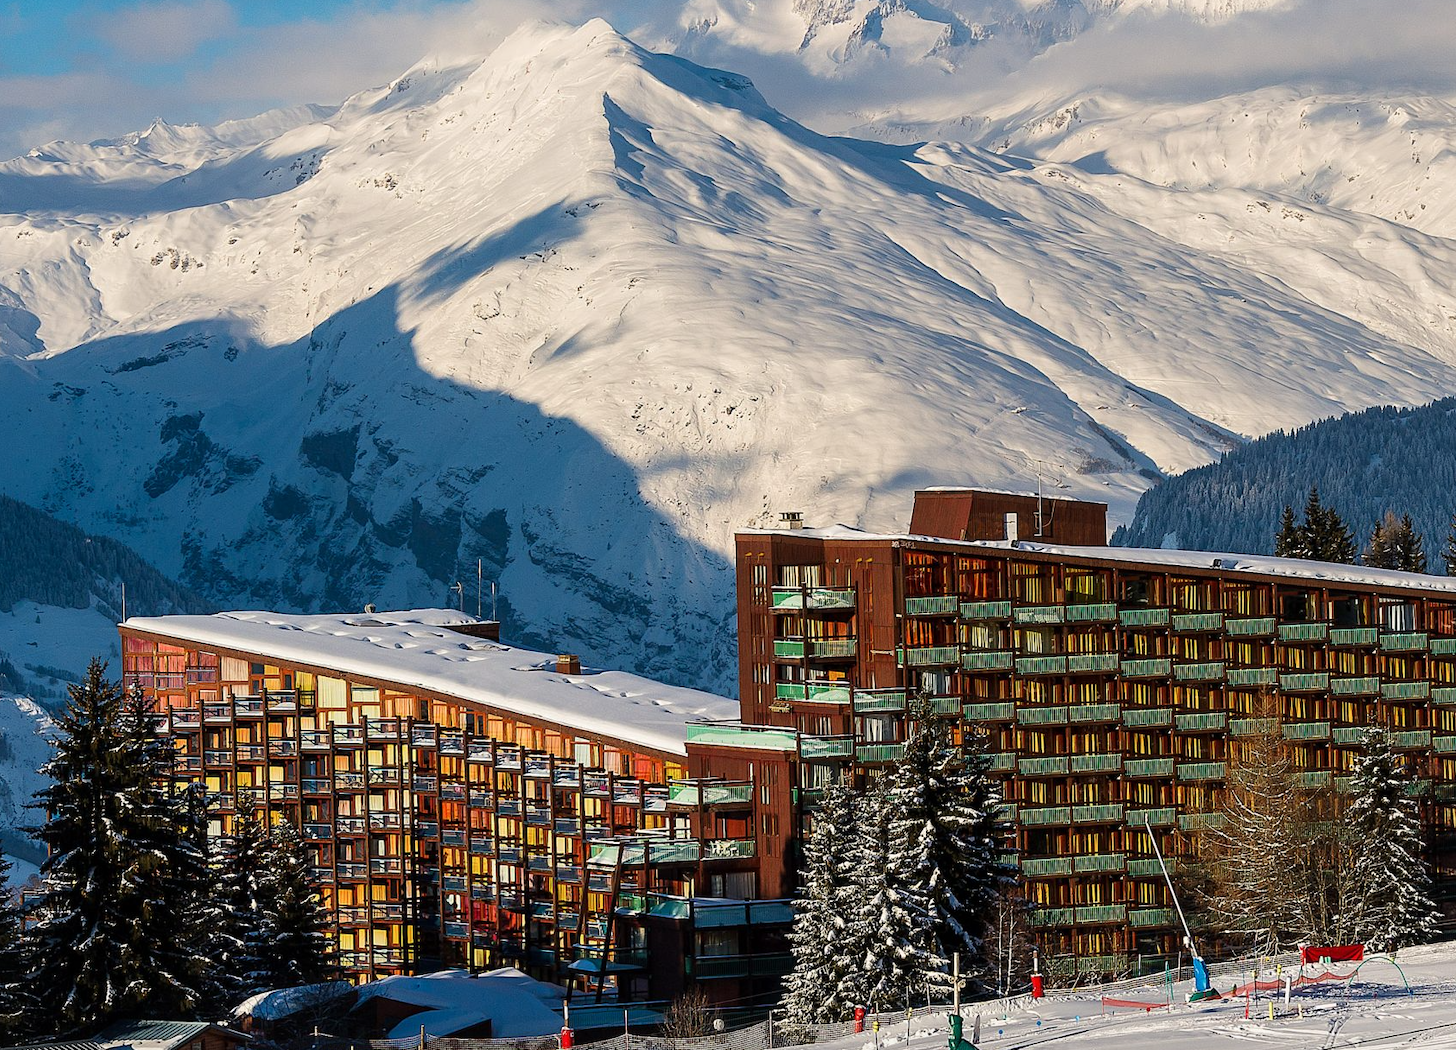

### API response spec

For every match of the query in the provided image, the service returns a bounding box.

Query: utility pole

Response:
[477,559,483,619]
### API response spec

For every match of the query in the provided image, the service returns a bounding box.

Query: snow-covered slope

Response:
[4,21,1456,692]
[0,696,54,882]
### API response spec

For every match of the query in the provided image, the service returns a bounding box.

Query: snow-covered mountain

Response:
[0,696,54,885]
[4,19,1456,693]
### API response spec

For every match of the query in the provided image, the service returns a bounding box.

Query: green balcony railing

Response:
[1382,681,1430,700]
[1331,676,1380,697]
[1381,632,1429,653]
[963,650,1015,672]
[1067,603,1118,623]
[1282,721,1331,741]
[685,724,800,751]
[808,638,857,659]
[1331,726,1370,746]
[806,681,851,704]
[1225,617,1276,637]
[1129,908,1175,929]
[1278,622,1329,643]
[1070,752,1122,773]
[1031,908,1077,928]
[961,600,1012,621]
[853,689,906,713]
[1330,626,1380,647]
[855,742,906,764]
[898,646,961,667]
[1073,803,1125,824]
[1122,707,1173,727]
[1126,807,1177,827]
[1433,735,1456,754]
[905,595,960,616]
[1279,672,1330,693]
[1068,652,1120,673]
[1173,612,1224,633]
[1295,770,1331,788]
[1433,687,1456,705]
[773,639,805,658]
[1175,711,1227,732]
[1075,904,1127,925]
[771,587,856,611]
[1018,756,1070,777]
[1018,705,1069,726]
[1016,655,1068,676]
[1174,661,1226,682]
[1022,857,1073,877]
[963,702,1016,722]
[1230,717,1279,737]
[1390,729,1432,750]
[1074,853,1126,873]
[984,751,1017,772]
[1125,757,1176,778]
[799,735,854,760]
[1179,812,1226,831]
[1119,607,1170,627]
[1429,637,1456,656]
[1019,805,1072,825]
[1127,857,1177,877]
[922,695,961,716]
[1014,605,1066,625]
[1121,658,1171,678]
[1177,762,1227,782]
[1226,666,1279,687]
[1069,703,1122,724]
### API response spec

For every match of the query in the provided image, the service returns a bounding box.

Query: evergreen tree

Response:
[1394,514,1428,573]
[1341,729,1438,952]
[1274,505,1303,558]
[246,820,332,992]
[783,778,865,1024]
[1366,512,1427,572]
[856,778,929,1011]
[1445,513,1456,576]
[202,814,271,1010]
[0,855,33,1042]
[23,661,204,1034]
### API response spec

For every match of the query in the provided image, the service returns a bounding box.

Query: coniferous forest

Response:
[1114,398,1456,560]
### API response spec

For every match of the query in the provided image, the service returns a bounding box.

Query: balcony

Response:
[898,646,961,668]
[1067,653,1120,674]
[1295,771,1331,788]
[1179,812,1226,831]
[1016,655,1067,676]
[1173,662,1225,683]
[771,587,855,612]
[1282,721,1331,741]
[961,600,1011,621]
[1014,605,1065,625]
[1331,676,1381,697]
[1381,681,1431,701]
[1067,603,1118,623]
[1330,627,1380,647]
[853,688,906,713]
[1125,757,1175,778]
[1119,607,1169,628]
[1278,622,1329,643]
[1279,672,1330,693]
[170,709,201,729]
[692,952,794,981]
[1225,617,1276,637]
[1031,907,1077,928]
[1390,729,1432,750]
[1229,717,1279,737]
[855,743,906,764]
[963,702,1016,722]
[905,595,960,617]
[1127,857,1175,877]
[1430,638,1456,656]
[807,638,857,660]
[1018,756,1070,776]
[1017,705,1068,726]
[984,752,1017,772]
[1121,658,1171,678]
[1122,707,1173,727]
[1129,908,1175,929]
[1069,704,1121,725]
[1075,904,1127,925]
[772,639,804,659]
[1172,612,1224,633]
[1226,667,1279,688]
[1072,804,1124,824]
[1126,807,1177,827]
[1019,806,1072,826]
[962,650,1015,672]
[1434,735,1456,754]
[799,735,854,760]
[1176,762,1226,782]
[1381,632,1429,653]
[1070,753,1122,774]
[1175,711,1227,733]
[1435,687,1456,705]
[1074,853,1126,873]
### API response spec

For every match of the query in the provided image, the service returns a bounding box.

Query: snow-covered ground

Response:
[0,694,55,884]
[814,943,1456,1049]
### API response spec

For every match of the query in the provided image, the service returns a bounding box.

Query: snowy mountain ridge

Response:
[4,20,1456,694]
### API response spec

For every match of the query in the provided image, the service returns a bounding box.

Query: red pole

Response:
[854,1007,866,1034]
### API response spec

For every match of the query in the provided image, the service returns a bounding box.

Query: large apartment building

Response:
[120,486,1456,998]
[736,489,1456,979]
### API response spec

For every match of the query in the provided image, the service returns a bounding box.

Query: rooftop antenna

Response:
[491,581,498,622]
[477,559,483,620]
[1035,471,1046,538]
[449,581,464,613]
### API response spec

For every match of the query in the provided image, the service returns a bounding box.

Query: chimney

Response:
[1004,512,1019,544]
[780,511,804,530]
[556,654,582,675]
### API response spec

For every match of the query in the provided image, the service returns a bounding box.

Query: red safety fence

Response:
[1302,945,1364,964]
[1101,997,1169,1013]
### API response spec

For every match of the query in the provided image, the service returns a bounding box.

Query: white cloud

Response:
[93,0,237,63]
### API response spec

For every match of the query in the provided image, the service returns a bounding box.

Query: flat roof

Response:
[120,610,739,757]
[739,525,1456,598]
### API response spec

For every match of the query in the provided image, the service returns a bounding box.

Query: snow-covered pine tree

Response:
[1365,511,1401,569]
[1274,505,1303,557]
[204,813,272,1007]
[1341,728,1438,952]
[1444,512,1456,576]
[24,661,204,1034]
[855,776,929,1011]
[1393,514,1427,573]
[783,777,865,1024]
[0,854,34,1041]
[246,820,332,991]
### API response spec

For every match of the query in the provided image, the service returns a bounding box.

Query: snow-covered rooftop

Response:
[744,525,1456,596]
[121,610,739,756]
